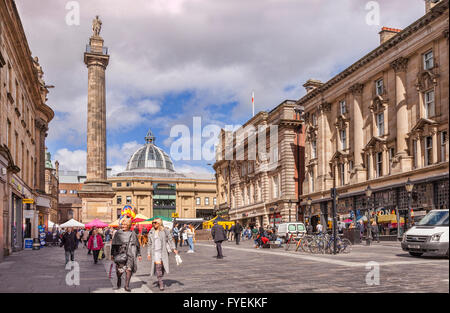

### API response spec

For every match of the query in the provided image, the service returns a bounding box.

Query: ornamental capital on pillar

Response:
[348,83,364,95]
[316,101,331,114]
[390,56,409,73]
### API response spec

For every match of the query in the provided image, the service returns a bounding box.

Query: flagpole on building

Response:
[252,91,255,117]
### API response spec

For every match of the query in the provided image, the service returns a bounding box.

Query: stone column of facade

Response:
[317,102,333,191]
[349,83,366,183]
[391,57,413,173]
[280,126,296,197]
[431,128,439,164]
[78,17,115,223]
[415,135,422,168]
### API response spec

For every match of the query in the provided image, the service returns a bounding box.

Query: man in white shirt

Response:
[316,222,323,234]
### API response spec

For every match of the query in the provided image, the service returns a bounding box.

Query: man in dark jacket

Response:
[61,227,77,265]
[211,221,226,259]
[234,222,243,245]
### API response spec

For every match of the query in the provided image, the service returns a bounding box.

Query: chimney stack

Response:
[303,79,323,93]
[425,0,441,13]
[379,27,402,45]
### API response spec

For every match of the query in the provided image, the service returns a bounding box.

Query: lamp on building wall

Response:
[405,178,414,231]
[365,185,373,246]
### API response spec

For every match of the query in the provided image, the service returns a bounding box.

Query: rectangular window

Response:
[340,130,347,150]
[340,163,345,186]
[376,152,383,177]
[213,197,217,205]
[272,176,279,199]
[413,140,418,168]
[311,140,317,159]
[441,131,447,162]
[126,182,131,187]
[389,148,395,172]
[425,136,433,166]
[349,160,353,171]
[117,209,121,219]
[117,196,122,205]
[59,190,67,194]
[424,50,434,70]
[205,197,209,205]
[339,100,346,115]
[116,182,122,187]
[126,196,132,204]
[376,79,384,96]
[196,197,201,205]
[425,90,435,118]
[6,119,11,150]
[377,112,384,136]
[367,154,371,179]
[310,169,314,193]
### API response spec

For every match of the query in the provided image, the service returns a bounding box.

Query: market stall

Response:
[202,216,235,230]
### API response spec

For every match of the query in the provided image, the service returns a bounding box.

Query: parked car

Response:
[401,209,449,258]
[277,222,306,243]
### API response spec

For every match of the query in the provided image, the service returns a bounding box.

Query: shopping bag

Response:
[175,254,182,266]
[98,249,103,260]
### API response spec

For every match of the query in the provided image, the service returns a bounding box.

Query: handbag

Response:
[114,233,132,263]
[98,249,103,260]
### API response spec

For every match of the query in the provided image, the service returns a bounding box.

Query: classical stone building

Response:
[44,149,59,224]
[109,130,216,222]
[0,0,54,260]
[58,170,85,223]
[298,0,449,234]
[214,100,305,228]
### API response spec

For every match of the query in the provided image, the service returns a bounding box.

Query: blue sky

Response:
[16,0,425,174]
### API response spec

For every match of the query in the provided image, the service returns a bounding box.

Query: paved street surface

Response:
[0,239,448,293]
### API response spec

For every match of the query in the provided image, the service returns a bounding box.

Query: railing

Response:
[85,44,108,55]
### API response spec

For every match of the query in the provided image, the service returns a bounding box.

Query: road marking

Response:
[196,243,447,268]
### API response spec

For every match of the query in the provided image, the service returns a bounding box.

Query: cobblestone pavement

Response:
[0,239,448,293]
[0,244,114,293]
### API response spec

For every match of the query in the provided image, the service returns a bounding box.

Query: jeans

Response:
[92,250,100,263]
[187,237,194,251]
[65,250,74,265]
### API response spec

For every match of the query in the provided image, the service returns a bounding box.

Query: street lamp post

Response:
[288,199,292,222]
[365,185,373,246]
[306,197,312,224]
[405,178,414,232]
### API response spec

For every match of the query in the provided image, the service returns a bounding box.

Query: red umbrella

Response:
[85,218,109,229]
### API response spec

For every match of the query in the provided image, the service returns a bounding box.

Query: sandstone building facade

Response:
[214,101,305,228]
[298,1,449,234]
[0,0,54,261]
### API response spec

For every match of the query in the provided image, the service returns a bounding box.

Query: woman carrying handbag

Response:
[147,218,179,291]
[111,206,142,292]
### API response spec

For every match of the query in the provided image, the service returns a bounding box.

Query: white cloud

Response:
[175,163,214,174]
[52,148,86,174]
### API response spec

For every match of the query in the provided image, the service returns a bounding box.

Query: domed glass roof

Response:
[125,129,175,173]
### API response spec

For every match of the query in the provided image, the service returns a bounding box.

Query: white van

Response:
[401,209,449,258]
[277,222,306,243]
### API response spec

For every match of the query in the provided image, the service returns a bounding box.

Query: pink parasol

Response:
[85,218,109,229]
[342,219,353,223]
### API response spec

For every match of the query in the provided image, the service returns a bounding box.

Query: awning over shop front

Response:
[36,196,51,208]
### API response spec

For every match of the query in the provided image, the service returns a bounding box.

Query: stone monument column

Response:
[79,16,115,223]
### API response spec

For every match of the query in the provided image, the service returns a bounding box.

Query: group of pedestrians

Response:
[172,223,196,253]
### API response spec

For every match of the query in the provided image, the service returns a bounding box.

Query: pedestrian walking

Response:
[186,224,195,253]
[82,228,89,248]
[371,221,380,243]
[60,227,77,265]
[87,228,93,255]
[111,206,142,292]
[105,227,111,242]
[234,221,243,245]
[211,220,226,259]
[229,224,235,241]
[358,220,364,241]
[172,223,180,249]
[87,228,104,264]
[147,218,179,291]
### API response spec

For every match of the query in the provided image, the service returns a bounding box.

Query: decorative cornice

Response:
[295,0,449,106]
[390,56,409,73]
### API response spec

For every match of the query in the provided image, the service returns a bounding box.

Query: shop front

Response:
[11,193,23,252]
[269,212,282,229]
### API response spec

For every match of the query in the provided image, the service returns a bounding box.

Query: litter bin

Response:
[343,228,361,245]
[32,238,40,250]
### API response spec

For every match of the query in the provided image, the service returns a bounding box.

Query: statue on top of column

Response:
[92,15,102,36]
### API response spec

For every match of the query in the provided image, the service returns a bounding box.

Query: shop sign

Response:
[24,238,33,250]
[24,210,34,219]
[23,199,34,204]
